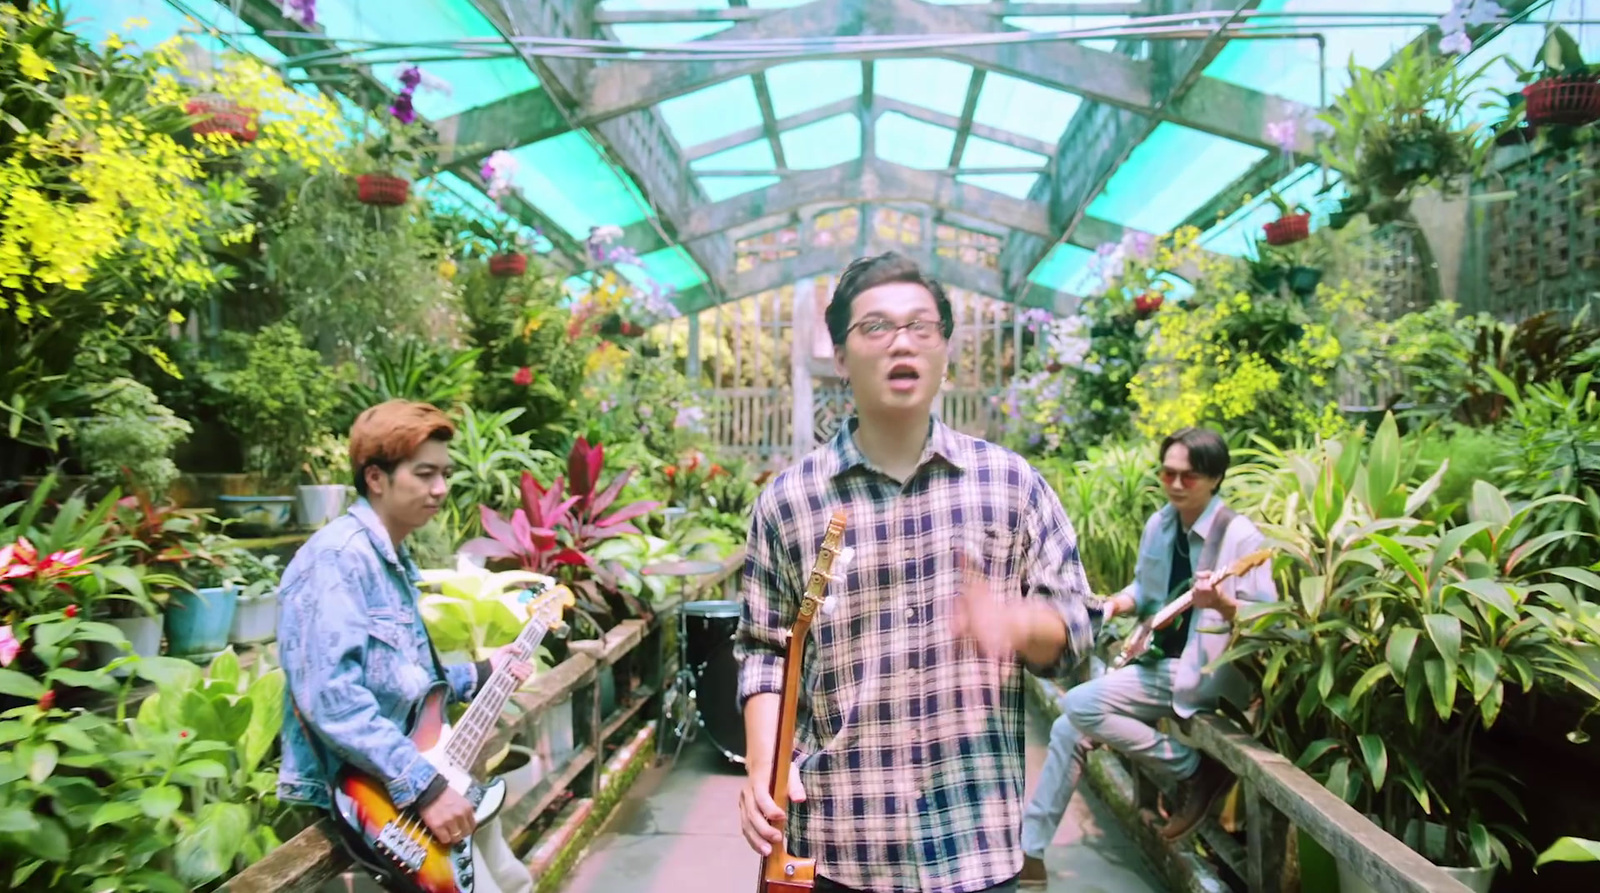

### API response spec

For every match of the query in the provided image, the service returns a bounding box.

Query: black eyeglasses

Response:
[848,318,944,344]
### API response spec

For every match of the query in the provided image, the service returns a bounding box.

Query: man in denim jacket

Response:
[277,400,533,893]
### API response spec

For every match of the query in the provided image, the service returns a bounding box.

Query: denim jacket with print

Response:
[276,498,482,811]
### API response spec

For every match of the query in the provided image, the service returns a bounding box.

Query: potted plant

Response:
[297,432,351,529]
[165,540,242,662]
[1263,191,1312,246]
[354,119,433,207]
[1510,26,1600,128]
[466,218,537,278]
[185,92,259,142]
[226,545,282,646]
[68,378,193,504]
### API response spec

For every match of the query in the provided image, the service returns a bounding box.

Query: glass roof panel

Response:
[873,59,977,118]
[972,72,1081,145]
[1002,15,1130,53]
[597,0,728,7]
[1087,122,1268,234]
[608,21,735,43]
[960,136,1048,169]
[779,114,861,169]
[875,113,955,169]
[699,176,784,202]
[68,0,288,63]
[691,140,778,172]
[957,174,1041,200]
[744,0,820,7]
[1201,1,1449,107]
[304,0,540,119]
[505,132,654,238]
[658,78,764,147]
[1027,242,1098,294]
[621,246,709,292]
[423,172,556,254]
[765,61,863,119]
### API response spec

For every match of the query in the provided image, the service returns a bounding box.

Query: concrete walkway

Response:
[555,704,1167,893]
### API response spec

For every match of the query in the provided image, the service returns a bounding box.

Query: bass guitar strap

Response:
[1196,505,1237,577]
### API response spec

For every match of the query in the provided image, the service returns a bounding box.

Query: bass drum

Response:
[681,600,746,764]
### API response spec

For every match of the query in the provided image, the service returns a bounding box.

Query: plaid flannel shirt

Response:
[735,417,1095,893]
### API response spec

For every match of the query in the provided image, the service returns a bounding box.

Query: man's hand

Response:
[952,573,1018,659]
[489,644,535,684]
[1189,570,1237,620]
[739,763,806,856]
[419,787,478,846]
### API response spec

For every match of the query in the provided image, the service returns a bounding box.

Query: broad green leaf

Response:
[1481,679,1504,728]
[45,723,97,753]
[0,669,46,700]
[25,816,68,863]
[1349,663,1392,708]
[28,742,58,783]
[1405,660,1425,725]
[1425,657,1456,721]
[1405,458,1450,517]
[1357,734,1388,791]
[1295,738,1341,770]
[173,760,228,783]
[135,656,202,689]
[1365,414,1401,514]
[33,621,72,648]
[1387,627,1421,678]
[1469,649,1501,702]
[1535,836,1600,867]
[1430,522,1489,584]
[50,668,118,692]
[1324,757,1356,804]
[140,785,182,820]
[1539,566,1600,593]
[1424,614,1462,674]
[1397,754,1431,813]
[89,800,145,830]
[1470,820,1493,870]
[0,807,40,834]
[10,859,42,888]
[1447,579,1517,623]
[208,649,241,692]
[242,669,286,775]
[174,801,252,885]
[1368,534,1427,598]
[1469,479,1513,531]
[70,620,132,647]
[1300,574,1328,618]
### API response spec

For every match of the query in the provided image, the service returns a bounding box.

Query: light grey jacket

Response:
[1128,495,1277,718]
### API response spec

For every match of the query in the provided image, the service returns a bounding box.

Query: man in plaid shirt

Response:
[735,252,1097,893]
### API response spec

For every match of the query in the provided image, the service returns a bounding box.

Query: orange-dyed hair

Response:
[348,400,456,496]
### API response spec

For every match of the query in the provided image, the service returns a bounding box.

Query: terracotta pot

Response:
[1523,77,1600,128]
[185,96,258,141]
[488,253,528,277]
[355,173,410,206]
[1263,213,1310,246]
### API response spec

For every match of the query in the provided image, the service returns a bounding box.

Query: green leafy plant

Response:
[69,378,193,501]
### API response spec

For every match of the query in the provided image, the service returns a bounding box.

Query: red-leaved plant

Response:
[460,437,662,628]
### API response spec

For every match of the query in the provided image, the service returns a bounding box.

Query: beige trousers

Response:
[471,815,533,893]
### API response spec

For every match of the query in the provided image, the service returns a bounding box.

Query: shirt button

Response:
[905,607,916,620]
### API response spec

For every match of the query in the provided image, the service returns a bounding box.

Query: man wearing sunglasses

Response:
[1019,427,1277,887]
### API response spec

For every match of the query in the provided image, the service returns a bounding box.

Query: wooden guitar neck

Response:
[759,509,848,893]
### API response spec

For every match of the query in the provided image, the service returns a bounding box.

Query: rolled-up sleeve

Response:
[1227,523,1278,606]
[279,552,438,809]
[1020,468,1096,679]
[734,490,803,712]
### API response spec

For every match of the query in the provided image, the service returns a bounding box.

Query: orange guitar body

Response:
[756,510,848,893]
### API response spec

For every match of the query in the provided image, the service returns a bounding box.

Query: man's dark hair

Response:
[1160,427,1230,483]
[824,252,955,346]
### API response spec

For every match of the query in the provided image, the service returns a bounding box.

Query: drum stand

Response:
[657,607,703,768]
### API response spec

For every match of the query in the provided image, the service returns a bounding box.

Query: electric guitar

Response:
[758,510,850,893]
[1110,548,1272,670]
[328,581,575,893]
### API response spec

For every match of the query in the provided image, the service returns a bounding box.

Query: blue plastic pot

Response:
[165,585,239,662]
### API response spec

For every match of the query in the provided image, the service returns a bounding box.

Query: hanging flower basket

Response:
[355,173,410,206]
[1522,77,1600,127]
[185,96,258,142]
[1133,292,1164,316]
[488,253,528,277]
[1263,213,1310,247]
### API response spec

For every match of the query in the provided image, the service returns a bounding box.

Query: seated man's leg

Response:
[470,814,533,893]
[1020,700,1095,871]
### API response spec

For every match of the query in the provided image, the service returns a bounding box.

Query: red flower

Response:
[38,690,55,711]
[512,367,533,386]
[63,604,78,619]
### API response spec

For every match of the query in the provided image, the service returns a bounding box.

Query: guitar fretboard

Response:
[443,618,548,770]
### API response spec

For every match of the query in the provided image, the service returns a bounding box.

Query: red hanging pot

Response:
[1134,292,1164,315]
[185,96,258,142]
[489,253,528,277]
[356,173,410,206]
[1263,213,1310,246]
[1522,77,1600,128]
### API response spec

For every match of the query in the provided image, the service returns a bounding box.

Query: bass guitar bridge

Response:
[374,819,429,873]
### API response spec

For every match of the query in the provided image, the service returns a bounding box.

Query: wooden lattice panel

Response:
[1362,226,1433,319]
[874,207,924,247]
[935,223,1001,271]
[735,225,801,273]
[1476,141,1600,320]
[811,207,860,248]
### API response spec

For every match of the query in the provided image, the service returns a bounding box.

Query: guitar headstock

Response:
[1226,548,1274,577]
[519,583,577,637]
[799,510,849,618]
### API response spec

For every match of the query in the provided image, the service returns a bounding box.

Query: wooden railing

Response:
[1025,673,1476,893]
[221,616,665,892]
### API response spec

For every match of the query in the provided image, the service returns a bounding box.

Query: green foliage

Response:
[1035,444,1164,594]
[341,336,481,427]
[204,321,346,489]
[462,265,587,450]
[69,378,193,500]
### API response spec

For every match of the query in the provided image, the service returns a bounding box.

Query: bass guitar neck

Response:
[758,510,849,893]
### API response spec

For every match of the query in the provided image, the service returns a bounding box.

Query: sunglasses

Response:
[1158,467,1205,486]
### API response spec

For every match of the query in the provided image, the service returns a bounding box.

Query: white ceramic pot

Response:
[1336,861,1493,893]
[229,590,279,645]
[295,484,350,528]
[92,614,164,676]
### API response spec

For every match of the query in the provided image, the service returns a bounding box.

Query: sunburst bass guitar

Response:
[328,582,575,893]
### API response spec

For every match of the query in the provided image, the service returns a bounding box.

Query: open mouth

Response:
[887,364,921,388]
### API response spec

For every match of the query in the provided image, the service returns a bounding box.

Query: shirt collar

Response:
[1163,494,1226,539]
[827,415,970,479]
[349,497,407,570]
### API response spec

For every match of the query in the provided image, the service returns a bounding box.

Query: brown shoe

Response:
[1161,756,1234,841]
[1019,854,1048,887]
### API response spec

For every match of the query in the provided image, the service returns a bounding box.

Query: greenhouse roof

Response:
[72,0,1596,312]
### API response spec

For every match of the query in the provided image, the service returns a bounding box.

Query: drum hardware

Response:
[658,599,746,767]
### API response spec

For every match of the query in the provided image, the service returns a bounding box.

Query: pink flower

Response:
[0,626,19,667]
[512,367,534,386]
